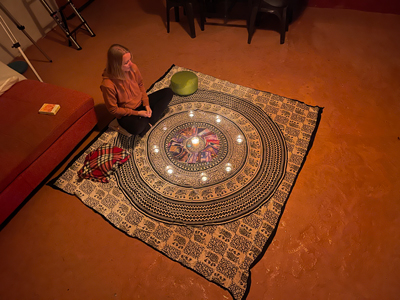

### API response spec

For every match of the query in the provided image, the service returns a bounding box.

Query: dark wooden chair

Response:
[247,0,289,44]
[166,0,206,38]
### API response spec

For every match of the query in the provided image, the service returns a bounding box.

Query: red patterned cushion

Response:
[78,144,130,183]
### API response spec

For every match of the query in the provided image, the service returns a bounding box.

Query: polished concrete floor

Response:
[1,0,400,299]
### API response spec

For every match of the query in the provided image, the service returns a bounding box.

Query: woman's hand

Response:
[138,110,150,117]
[145,106,152,118]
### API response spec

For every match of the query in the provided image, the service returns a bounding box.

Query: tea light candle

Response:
[200,173,208,182]
[166,166,173,174]
[192,136,200,146]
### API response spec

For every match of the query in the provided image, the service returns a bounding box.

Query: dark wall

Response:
[307,0,400,14]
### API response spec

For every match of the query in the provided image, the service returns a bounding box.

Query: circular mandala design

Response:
[116,89,287,225]
[165,122,226,168]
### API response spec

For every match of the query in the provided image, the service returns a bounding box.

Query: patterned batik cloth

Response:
[54,65,323,300]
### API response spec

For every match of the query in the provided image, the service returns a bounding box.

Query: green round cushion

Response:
[170,71,198,96]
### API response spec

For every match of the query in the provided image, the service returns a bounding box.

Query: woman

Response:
[100,44,173,136]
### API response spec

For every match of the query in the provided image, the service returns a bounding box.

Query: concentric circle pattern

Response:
[116,89,288,225]
[167,124,221,164]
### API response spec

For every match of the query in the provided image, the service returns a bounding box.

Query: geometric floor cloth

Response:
[53,65,323,300]
[118,89,288,226]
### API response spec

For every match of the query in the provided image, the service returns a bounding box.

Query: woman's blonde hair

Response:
[106,44,131,79]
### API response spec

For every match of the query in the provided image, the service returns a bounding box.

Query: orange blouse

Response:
[100,63,149,118]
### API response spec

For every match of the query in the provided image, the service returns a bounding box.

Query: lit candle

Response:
[166,166,173,174]
[189,110,194,117]
[216,115,221,123]
[225,163,232,173]
[192,137,199,146]
[200,173,208,182]
[236,135,243,144]
[153,145,159,153]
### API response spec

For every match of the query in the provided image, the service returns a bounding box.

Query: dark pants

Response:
[118,88,173,136]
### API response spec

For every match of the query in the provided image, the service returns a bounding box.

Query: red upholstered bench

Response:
[0,79,98,226]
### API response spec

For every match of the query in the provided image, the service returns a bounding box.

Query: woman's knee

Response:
[152,87,173,100]
[165,87,174,99]
[161,87,174,104]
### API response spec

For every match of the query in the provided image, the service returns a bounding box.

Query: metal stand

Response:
[0,14,43,82]
[39,0,95,50]
[0,2,52,63]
